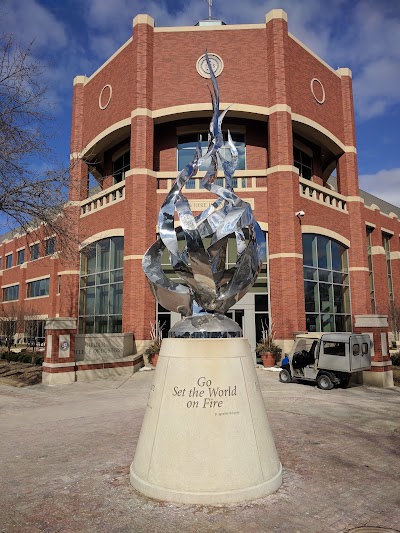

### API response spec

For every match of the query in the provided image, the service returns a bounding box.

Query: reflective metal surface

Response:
[143,51,266,327]
[169,313,242,338]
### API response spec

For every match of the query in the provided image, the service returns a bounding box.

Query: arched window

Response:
[79,237,124,333]
[302,234,351,332]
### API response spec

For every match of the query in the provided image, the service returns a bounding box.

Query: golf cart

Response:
[280,333,372,390]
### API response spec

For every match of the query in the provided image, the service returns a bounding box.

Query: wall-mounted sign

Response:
[196,53,224,79]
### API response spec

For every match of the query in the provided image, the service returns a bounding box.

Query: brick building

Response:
[0,10,396,386]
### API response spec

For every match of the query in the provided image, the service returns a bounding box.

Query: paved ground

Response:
[0,368,399,533]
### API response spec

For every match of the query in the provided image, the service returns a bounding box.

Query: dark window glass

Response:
[2,285,19,301]
[323,341,345,356]
[79,237,124,334]
[27,278,49,298]
[5,254,12,269]
[17,249,25,265]
[45,237,56,256]
[30,243,39,261]
[113,150,130,184]
[303,234,350,332]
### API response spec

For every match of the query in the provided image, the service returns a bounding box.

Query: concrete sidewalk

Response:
[0,368,399,533]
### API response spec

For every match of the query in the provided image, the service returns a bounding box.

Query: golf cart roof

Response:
[295,332,354,342]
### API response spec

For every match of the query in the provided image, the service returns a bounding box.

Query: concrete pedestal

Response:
[130,338,282,504]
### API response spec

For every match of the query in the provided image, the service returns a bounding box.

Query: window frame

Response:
[2,284,19,302]
[26,278,50,299]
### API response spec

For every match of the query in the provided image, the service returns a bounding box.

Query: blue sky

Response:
[1,0,399,205]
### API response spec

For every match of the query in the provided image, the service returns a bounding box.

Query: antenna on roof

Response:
[205,0,213,19]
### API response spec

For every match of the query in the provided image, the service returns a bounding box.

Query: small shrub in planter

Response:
[391,351,400,366]
[145,321,165,367]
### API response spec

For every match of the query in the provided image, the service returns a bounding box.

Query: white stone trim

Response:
[131,108,153,118]
[43,362,75,368]
[268,104,292,114]
[25,295,49,301]
[80,229,124,249]
[132,14,154,27]
[124,255,143,260]
[80,117,131,156]
[45,317,77,330]
[371,360,392,367]
[1,282,20,289]
[336,68,352,79]
[348,267,369,272]
[381,227,394,236]
[291,113,355,153]
[265,9,288,23]
[125,168,157,178]
[347,196,364,203]
[371,246,385,255]
[73,75,87,86]
[354,315,388,328]
[289,33,339,77]
[58,270,80,276]
[154,23,265,33]
[390,251,400,260]
[365,222,376,228]
[85,38,133,85]
[266,165,299,175]
[269,253,302,260]
[25,274,50,283]
[301,226,350,247]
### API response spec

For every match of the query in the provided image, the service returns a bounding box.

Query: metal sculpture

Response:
[142,52,265,334]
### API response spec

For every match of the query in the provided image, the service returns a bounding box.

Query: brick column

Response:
[42,318,77,385]
[354,315,393,388]
[122,15,157,352]
[336,69,371,317]
[265,10,305,352]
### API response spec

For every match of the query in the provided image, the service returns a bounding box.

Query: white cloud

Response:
[0,0,67,50]
[359,168,400,208]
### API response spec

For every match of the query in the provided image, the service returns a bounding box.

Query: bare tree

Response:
[0,302,25,362]
[389,303,400,343]
[0,29,76,249]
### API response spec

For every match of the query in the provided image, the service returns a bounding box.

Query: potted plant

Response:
[145,321,164,367]
[256,320,282,367]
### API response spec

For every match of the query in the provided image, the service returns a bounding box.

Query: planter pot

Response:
[151,354,159,367]
[260,352,276,367]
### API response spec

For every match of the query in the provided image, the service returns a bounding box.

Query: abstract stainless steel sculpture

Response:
[142,52,266,336]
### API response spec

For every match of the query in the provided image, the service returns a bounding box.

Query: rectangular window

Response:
[17,249,25,265]
[45,237,56,256]
[323,341,345,356]
[382,233,394,307]
[366,228,376,313]
[2,284,19,301]
[113,150,130,184]
[177,131,246,173]
[30,243,39,261]
[294,146,313,180]
[27,278,49,298]
[5,254,12,269]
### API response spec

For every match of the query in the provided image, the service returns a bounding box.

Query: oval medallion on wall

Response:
[196,53,224,79]
[99,84,112,110]
[310,78,325,104]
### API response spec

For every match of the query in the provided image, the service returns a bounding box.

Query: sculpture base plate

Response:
[130,337,282,504]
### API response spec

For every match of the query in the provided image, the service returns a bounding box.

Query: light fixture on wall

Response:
[295,210,305,218]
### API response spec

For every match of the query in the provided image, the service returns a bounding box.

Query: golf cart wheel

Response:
[340,376,351,389]
[279,369,292,383]
[317,373,334,390]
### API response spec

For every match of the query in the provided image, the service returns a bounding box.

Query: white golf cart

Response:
[280,333,372,390]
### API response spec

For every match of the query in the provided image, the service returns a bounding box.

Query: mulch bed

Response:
[0,361,42,387]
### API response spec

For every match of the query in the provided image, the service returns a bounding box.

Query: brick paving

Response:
[0,368,399,533]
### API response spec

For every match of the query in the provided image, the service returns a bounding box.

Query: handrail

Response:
[80,182,125,217]
[299,177,347,212]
